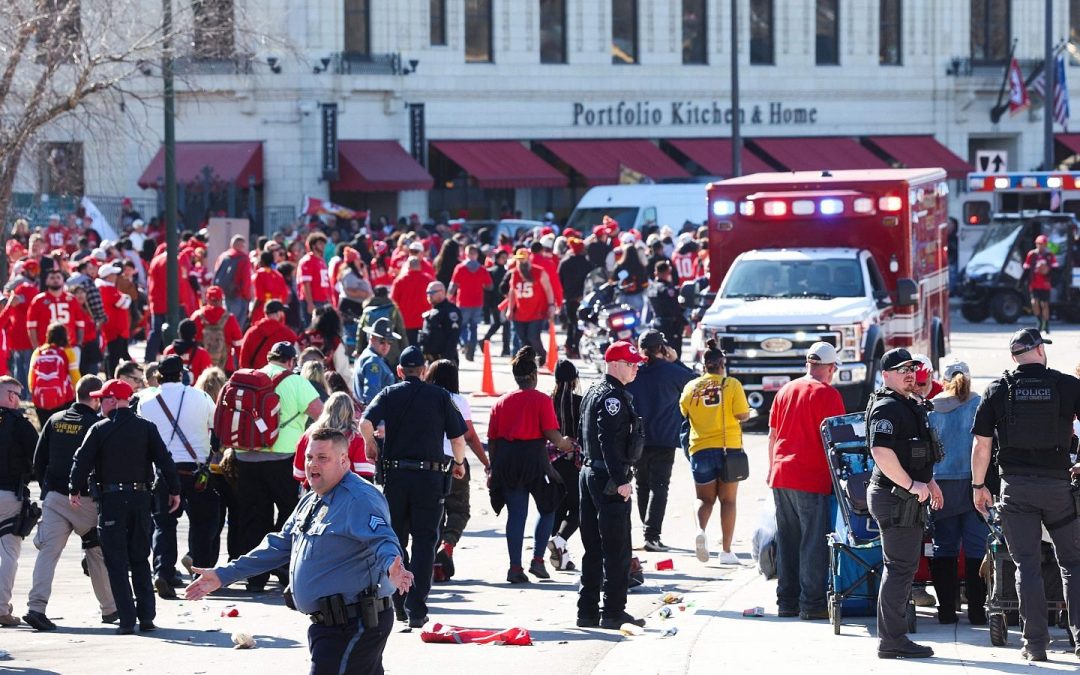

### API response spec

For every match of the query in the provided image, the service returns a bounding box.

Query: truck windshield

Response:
[566,207,639,232]
[964,221,1023,277]
[722,259,865,299]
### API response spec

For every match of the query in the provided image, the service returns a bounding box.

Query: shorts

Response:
[689,448,741,484]
[1031,288,1050,302]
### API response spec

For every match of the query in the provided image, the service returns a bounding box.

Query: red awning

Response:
[538,139,690,185]
[137,141,263,189]
[431,141,567,189]
[332,141,433,192]
[750,137,890,172]
[864,136,971,179]
[1055,134,1080,156]
[666,138,774,176]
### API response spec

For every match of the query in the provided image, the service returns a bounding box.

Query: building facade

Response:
[17,0,1080,231]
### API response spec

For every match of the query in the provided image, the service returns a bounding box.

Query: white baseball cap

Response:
[98,263,122,277]
[806,341,841,366]
[942,357,970,379]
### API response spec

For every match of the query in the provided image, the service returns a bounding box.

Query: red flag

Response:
[1007,58,1029,115]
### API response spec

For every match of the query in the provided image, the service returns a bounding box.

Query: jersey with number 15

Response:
[26,291,84,347]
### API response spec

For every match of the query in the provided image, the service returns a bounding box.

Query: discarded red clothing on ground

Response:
[420,623,532,646]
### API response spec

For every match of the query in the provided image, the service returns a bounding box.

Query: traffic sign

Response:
[975,150,1008,173]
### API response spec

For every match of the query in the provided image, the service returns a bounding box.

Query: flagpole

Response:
[1044,0,1055,170]
[730,0,741,178]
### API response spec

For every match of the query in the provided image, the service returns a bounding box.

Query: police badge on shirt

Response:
[605,397,621,416]
[869,417,895,447]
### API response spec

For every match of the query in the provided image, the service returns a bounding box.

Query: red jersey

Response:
[767,377,846,494]
[26,290,83,347]
[251,267,290,323]
[1024,249,1057,291]
[4,280,40,350]
[672,251,697,281]
[509,267,550,323]
[449,262,492,309]
[163,343,213,380]
[97,281,132,341]
[391,269,435,330]
[44,225,68,251]
[530,252,563,306]
[72,300,96,343]
[297,253,331,304]
[488,389,559,441]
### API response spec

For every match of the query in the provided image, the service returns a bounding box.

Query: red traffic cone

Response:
[545,321,559,373]
[475,340,499,397]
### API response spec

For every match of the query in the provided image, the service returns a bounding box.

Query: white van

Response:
[565,183,708,233]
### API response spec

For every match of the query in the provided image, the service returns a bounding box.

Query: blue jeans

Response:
[9,349,30,399]
[513,319,546,360]
[145,313,166,363]
[504,486,554,568]
[773,488,830,613]
[226,296,249,331]
[458,306,483,351]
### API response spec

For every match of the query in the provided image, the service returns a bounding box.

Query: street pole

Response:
[163,0,180,344]
[730,0,742,177]
[1044,0,1055,170]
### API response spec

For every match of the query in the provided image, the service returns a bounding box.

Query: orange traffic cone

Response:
[475,340,499,397]
[545,321,559,373]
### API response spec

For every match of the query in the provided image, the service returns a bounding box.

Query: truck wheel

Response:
[989,292,1022,324]
[960,303,989,323]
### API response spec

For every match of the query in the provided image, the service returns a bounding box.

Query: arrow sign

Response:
[976,149,1008,173]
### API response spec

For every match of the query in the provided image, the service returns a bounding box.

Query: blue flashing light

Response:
[819,198,844,215]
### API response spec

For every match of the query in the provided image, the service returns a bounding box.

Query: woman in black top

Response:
[482,250,511,356]
[612,243,649,316]
[547,359,583,571]
[433,238,461,288]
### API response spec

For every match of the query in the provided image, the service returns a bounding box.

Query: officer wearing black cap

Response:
[971,328,1080,662]
[866,348,942,660]
[69,378,181,635]
[577,340,648,631]
[359,345,466,629]
[418,281,461,364]
[646,261,686,358]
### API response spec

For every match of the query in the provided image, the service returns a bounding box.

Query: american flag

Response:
[1030,54,1071,131]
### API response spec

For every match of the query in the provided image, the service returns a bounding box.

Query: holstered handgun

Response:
[890,486,927,528]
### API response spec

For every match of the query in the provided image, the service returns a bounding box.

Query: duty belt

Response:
[309,596,392,626]
[97,482,149,493]
[385,459,448,472]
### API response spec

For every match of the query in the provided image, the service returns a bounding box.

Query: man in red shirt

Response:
[448,244,492,361]
[766,342,846,621]
[391,257,434,345]
[506,251,555,362]
[192,286,244,372]
[213,235,253,330]
[43,214,69,253]
[250,250,289,324]
[297,232,331,318]
[96,264,133,379]
[238,300,299,369]
[1023,234,1056,333]
[146,246,177,362]
[1,259,41,394]
[26,269,84,350]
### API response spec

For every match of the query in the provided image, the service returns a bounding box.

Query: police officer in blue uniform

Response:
[866,348,942,659]
[972,328,1080,662]
[418,282,461,364]
[577,340,647,630]
[359,345,466,629]
[186,428,412,675]
[69,378,181,635]
[351,317,398,406]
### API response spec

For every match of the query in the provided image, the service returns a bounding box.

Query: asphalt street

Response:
[3,309,1080,673]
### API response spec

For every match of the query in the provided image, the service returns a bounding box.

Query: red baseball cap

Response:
[206,285,225,302]
[90,379,134,400]
[1035,234,1049,244]
[605,340,646,364]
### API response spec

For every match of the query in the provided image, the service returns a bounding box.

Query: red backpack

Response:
[31,345,74,410]
[213,368,296,450]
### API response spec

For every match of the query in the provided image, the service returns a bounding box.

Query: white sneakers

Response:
[695,530,710,562]
[548,535,577,571]
[718,551,740,565]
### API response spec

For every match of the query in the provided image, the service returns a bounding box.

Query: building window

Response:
[431,0,447,46]
[682,0,707,64]
[465,0,493,62]
[39,143,84,197]
[540,0,567,64]
[749,0,773,65]
[193,0,235,59]
[342,0,369,55]
[611,0,638,64]
[879,0,901,65]
[971,0,1010,65]
[816,0,839,65]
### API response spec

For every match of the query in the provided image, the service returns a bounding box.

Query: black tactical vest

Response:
[1000,369,1072,451]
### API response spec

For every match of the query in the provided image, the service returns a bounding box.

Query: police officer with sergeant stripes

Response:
[972,328,1080,662]
[24,375,118,630]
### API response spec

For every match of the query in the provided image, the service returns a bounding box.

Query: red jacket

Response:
[97,281,132,341]
[3,280,39,351]
[238,317,299,370]
[251,267,289,323]
[163,343,213,380]
[215,248,253,301]
[147,252,197,316]
[391,269,434,330]
[530,252,563,306]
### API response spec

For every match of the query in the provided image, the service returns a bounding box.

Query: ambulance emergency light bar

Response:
[967,172,1080,191]
[711,190,902,219]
